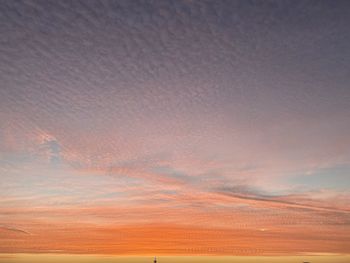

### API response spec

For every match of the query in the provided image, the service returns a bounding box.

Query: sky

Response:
[0,0,350,261]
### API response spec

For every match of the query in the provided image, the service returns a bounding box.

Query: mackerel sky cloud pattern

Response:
[0,0,350,256]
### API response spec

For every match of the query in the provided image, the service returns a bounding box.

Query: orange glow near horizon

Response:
[1,254,350,263]
[1,204,350,255]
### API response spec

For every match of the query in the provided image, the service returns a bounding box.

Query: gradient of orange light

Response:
[1,192,350,256]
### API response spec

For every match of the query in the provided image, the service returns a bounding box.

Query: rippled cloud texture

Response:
[1,0,350,256]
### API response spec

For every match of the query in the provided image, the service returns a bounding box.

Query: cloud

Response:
[216,185,350,213]
[1,0,350,255]
[0,225,30,235]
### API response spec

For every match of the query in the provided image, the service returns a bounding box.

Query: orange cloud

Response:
[1,222,349,256]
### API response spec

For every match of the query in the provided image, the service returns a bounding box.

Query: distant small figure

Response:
[154,256,157,263]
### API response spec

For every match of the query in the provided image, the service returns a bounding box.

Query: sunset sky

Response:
[0,0,350,262]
